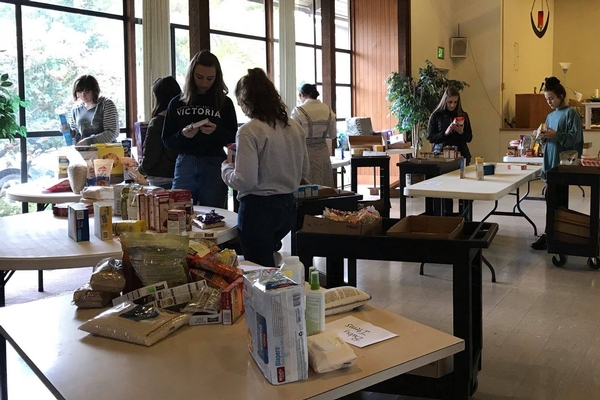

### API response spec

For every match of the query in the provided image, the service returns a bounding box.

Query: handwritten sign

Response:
[325,316,397,348]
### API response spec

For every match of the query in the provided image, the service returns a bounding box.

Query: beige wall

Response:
[412,0,502,162]
[502,0,555,125]
[553,0,600,99]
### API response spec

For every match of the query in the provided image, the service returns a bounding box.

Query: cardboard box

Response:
[189,312,222,325]
[154,192,171,232]
[93,143,125,183]
[302,214,382,236]
[221,277,244,325]
[507,163,527,170]
[112,281,169,306]
[93,202,113,240]
[243,269,308,385]
[408,355,454,378]
[348,135,386,156]
[554,207,596,238]
[387,216,464,240]
[68,203,90,242]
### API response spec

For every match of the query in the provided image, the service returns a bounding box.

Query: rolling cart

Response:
[546,165,600,269]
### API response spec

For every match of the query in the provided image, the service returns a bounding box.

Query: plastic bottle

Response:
[280,256,305,285]
[305,270,326,336]
[476,157,484,181]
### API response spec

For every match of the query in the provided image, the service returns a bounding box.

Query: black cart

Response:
[546,165,600,269]
[296,220,498,399]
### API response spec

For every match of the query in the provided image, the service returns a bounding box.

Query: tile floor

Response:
[4,180,600,399]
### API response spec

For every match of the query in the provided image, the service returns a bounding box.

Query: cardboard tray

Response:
[348,135,386,154]
[386,215,464,240]
[554,207,597,238]
[302,214,382,236]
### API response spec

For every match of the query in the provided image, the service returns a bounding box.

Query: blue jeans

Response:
[238,194,295,267]
[172,154,227,208]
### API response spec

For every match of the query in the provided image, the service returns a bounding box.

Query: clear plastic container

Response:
[280,256,305,285]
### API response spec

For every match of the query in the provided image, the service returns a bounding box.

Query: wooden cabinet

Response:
[515,94,551,128]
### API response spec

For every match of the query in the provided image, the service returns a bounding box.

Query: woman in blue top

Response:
[162,50,238,208]
[531,76,584,250]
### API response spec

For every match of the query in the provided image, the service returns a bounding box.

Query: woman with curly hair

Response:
[162,50,237,207]
[221,68,309,267]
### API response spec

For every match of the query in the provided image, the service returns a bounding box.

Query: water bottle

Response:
[280,256,305,285]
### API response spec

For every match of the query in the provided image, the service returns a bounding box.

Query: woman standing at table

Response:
[222,68,309,267]
[531,76,584,250]
[69,75,119,145]
[427,87,472,215]
[291,83,336,187]
[138,76,182,189]
[427,86,473,166]
[162,50,238,208]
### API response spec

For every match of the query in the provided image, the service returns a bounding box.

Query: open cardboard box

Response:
[387,215,464,240]
[408,355,453,378]
[348,135,386,156]
[299,187,357,200]
[302,214,382,236]
[554,207,597,238]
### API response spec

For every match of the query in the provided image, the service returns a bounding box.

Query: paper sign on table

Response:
[325,316,397,348]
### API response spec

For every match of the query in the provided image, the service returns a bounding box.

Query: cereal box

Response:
[93,202,113,240]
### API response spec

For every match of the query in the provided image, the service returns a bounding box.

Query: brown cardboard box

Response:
[302,214,382,236]
[387,215,464,240]
[554,207,596,238]
[408,355,453,378]
[348,135,386,156]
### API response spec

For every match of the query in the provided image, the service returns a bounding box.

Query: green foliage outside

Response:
[0,73,29,140]
[386,60,469,147]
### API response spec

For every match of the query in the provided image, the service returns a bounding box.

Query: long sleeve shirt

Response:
[221,118,309,199]
[541,106,584,179]
[162,93,237,158]
[427,109,473,164]
[69,96,119,144]
[138,114,178,178]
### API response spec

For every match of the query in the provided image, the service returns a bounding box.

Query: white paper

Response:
[422,181,442,186]
[325,316,397,348]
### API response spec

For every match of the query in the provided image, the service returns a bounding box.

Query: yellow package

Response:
[93,143,124,175]
[112,220,147,236]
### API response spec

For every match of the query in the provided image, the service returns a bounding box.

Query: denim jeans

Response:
[237,194,295,267]
[172,154,227,208]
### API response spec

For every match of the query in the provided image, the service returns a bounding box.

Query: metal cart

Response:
[546,165,600,269]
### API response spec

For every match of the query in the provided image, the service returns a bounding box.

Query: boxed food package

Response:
[112,281,169,306]
[154,192,171,233]
[189,312,222,325]
[93,143,125,183]
[302,214,382,236]
[146,281,207,310]
[167,209,186,235]
[134,121,148,160]
[112,220,147,236]
[243,269,308,385]
[68,203,90,242]
[387,215,464,240]
[93,202,113,240]
[221,277,244,325]
[348,135,385,157]
[169,189,193,231]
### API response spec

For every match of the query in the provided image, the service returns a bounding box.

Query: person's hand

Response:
[445,123,456,135]
[222,160,234,167]
[453,123,464,134]
[199,121,216,135]
[182,125,200,138]
[540,127,557,140]
[76,139,88,146]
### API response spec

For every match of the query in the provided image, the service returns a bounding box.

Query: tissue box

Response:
[243,269,308,385]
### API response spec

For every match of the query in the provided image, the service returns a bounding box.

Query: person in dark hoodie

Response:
[162,50,237,207]
[138,76,182,189]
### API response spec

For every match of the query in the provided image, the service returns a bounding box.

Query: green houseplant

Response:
[386,60,468,148]
[0,73,29,141]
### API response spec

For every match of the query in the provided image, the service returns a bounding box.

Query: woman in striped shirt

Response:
[69,75,119,145]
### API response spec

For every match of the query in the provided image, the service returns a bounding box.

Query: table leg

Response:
[38,271,44,293]
[0,271,16,308]
[0,331,6,400]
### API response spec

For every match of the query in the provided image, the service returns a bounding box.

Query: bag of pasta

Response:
[89,257,126,293]
[120,233,189,288]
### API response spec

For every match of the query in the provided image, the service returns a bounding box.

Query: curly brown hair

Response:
[235,68,288,128]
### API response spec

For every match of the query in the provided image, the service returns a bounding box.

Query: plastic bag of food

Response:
[90,257,126,293]
[181,286,221,314]
[120,233,189,287]
[43,178,72,193]
[189,268,229,289]
[78,301,190,346]
[187,254,242,282]
[72,283,118,308]
[210,249,238,267]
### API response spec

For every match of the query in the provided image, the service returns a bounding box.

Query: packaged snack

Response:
[90,257,126,293]
[189,268,229,289]
[72,284,118,308]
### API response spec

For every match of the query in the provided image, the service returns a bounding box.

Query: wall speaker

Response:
[450,37,468,58]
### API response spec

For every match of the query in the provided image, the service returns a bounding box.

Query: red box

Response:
[154,193,171,232]
[221,277,244,325]
[169,189,193,231]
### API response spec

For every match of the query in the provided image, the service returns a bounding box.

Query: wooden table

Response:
[5,181,81,212]
[0,206,237,306]
[0,295,463,400]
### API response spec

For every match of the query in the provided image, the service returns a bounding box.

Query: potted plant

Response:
[386,60,468,150]
[0,73,29,141]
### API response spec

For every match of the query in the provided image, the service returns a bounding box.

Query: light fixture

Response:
[559,62,572,85]
[566,88,583,102]
[530,0,550,38]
